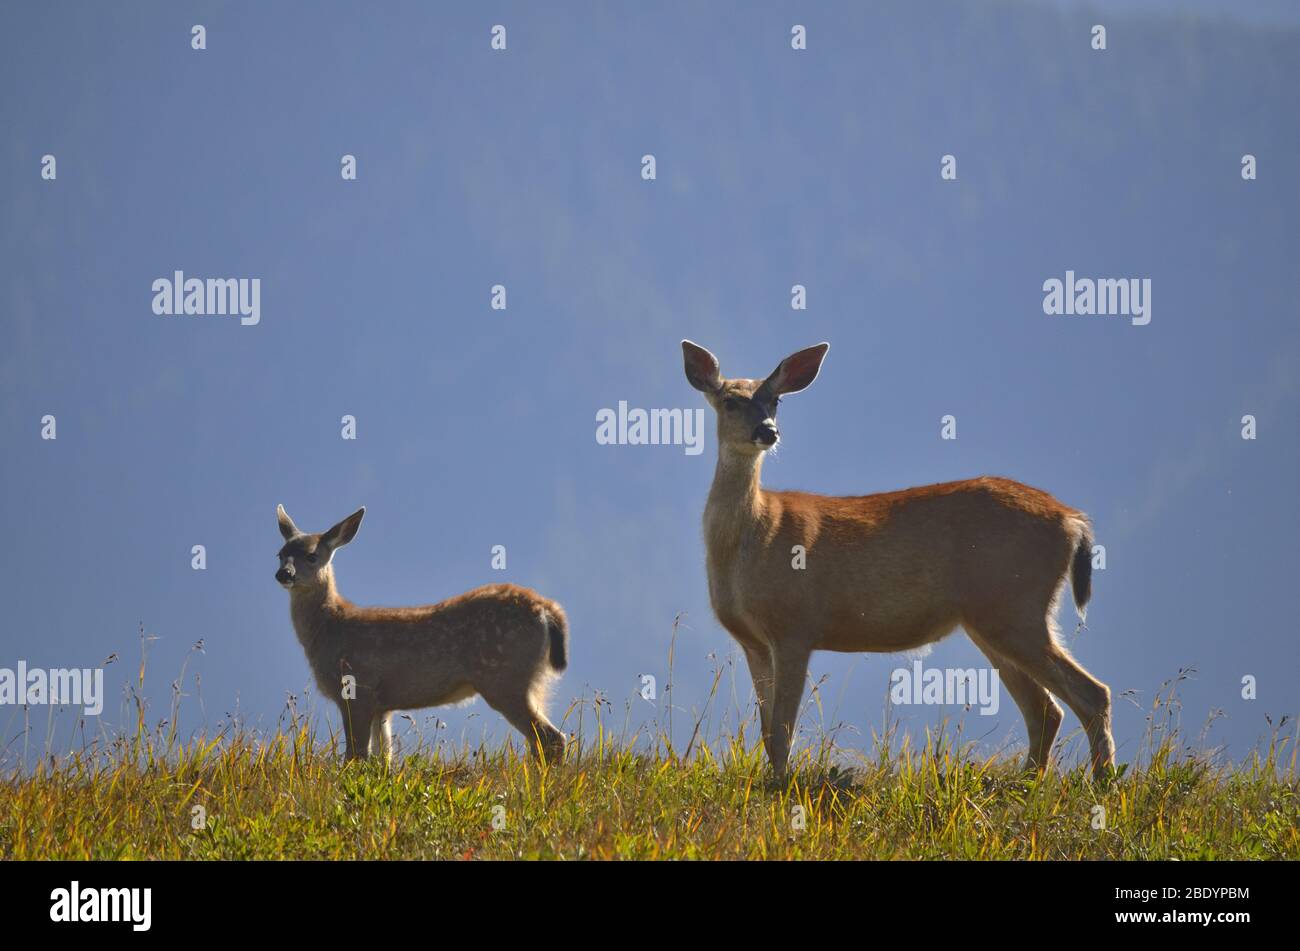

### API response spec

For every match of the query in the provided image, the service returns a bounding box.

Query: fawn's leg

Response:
[341,701,374,761]
[482,688,565,763]
[368,712,393,765]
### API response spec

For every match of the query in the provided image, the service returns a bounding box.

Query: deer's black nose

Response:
[276,568,294,584]
[753,421,779,446]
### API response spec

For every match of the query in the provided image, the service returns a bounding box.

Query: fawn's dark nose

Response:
[753,420,779,446]
[276,567,294,585]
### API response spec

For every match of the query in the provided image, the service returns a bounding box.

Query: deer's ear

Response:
[277,504,299,541]
[766,343,829,395]
[321,507,365,550]
[682,340,722,394]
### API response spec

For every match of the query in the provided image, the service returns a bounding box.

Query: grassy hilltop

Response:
[3,700,1296,860]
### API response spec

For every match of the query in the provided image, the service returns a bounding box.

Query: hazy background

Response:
[2,0,1297,768]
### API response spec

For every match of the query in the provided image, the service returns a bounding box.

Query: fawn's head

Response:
[682,341,829,455]
[274,505,365,591]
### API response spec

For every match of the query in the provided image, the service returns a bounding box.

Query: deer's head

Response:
[682,341,829,455]
[274,505,365,591]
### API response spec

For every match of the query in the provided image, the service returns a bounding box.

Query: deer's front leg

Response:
[341,701,374,761]
[742,644,774,751]
[767,645,811,782]
[369,712,393,765]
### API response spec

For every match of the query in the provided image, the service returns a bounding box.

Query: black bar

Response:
[1,859,1279,937]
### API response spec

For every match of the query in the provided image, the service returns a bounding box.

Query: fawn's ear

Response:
[321,507,365,550]
[766,343,829,395]
[277,504,299,541]
[682,340,722,394]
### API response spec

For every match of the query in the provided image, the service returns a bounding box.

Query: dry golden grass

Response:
[2,631,1296,860]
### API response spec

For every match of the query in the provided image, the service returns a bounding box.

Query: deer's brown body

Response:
[684,341,1115,781]
[275,506,568,763]
[706,475,1092,655]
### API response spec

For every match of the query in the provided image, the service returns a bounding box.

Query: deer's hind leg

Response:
[979,616,1114,779]
[481,684,565,764]
[967,630,1062,772]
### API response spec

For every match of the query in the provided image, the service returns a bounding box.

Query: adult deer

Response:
[274,505,569,764]
[681,341,1114,781]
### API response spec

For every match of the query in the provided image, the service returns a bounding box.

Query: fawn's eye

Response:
[305,554,318,565]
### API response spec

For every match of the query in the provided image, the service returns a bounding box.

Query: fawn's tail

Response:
[544,606,569,672]
[1070,523,1094,618]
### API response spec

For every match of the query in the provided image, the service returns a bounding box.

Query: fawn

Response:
[681,341,1115,781]
[274,505,568,763]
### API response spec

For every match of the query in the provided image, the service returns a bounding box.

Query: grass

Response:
[1,628,1297,860]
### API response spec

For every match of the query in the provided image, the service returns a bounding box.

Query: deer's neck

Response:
[287,574,349,649]
[705,449,768,547]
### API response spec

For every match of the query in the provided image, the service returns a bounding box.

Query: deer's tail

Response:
[1070,522,1094,619]
[544,605,569,673]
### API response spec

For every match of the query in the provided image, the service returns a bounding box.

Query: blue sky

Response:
[2,1,1296,769]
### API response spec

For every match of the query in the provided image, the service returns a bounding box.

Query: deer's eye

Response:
[305,553,318,565]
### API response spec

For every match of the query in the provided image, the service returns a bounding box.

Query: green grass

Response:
[2,724,1296,860]
[2,631,1296,860]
